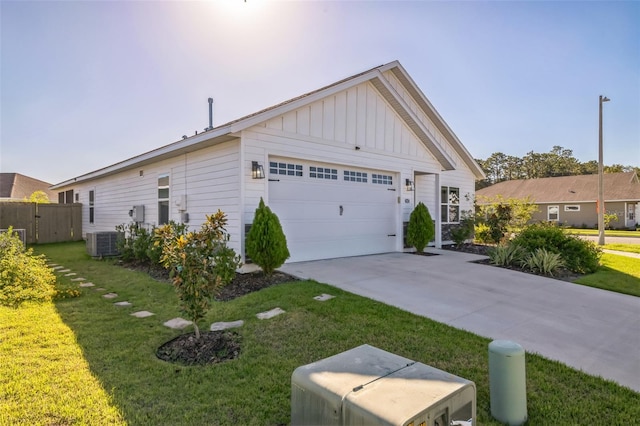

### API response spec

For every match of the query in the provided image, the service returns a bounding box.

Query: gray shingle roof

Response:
[0,173,56,201]
[476,172,640,203]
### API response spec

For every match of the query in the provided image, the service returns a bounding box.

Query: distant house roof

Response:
[51,60,485,189]
[0,173,56,201]
[476,172,640,204]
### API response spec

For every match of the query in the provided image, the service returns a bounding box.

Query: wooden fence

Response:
[0,202,82,244]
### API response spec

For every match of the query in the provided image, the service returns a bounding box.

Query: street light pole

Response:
[598,95,610,246]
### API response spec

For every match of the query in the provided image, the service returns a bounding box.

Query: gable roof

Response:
[0,173,56,201]
[476,172,640,203]
[52,61,484,189]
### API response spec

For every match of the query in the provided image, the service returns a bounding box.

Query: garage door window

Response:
[270,162,303,177]
[344,170,368,183]
[372,174,393,185]
[310,166,338,180]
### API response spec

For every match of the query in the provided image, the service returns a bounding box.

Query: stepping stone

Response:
[64,272,77,276]
[114,301,132,307]
[70,277,85,281]
[48,263,58,267]
[102,293,118,299]
[164,317,193,329]
[131,311,155,318]
[57,269,71,273]
[51,266,64,270]
[313,293,335,302]
[210,320,244,331]
[256,307,285,320]
[79,282,95,288]
[94,288,107,292]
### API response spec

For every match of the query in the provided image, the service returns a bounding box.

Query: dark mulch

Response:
[216,270,297,301]
[156,331,241,366]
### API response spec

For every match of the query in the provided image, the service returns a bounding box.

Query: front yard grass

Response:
[566,228,639,237]
[574,253,640,297]
[3,241,637,425]
[603,243,640,254]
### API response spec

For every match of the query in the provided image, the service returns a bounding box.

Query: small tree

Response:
[157,211,241,339]
[406,202,435,253]
[246,198,290,276]
[25,190,50,204]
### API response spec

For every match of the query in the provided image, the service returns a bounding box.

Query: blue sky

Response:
[1,1,638,185]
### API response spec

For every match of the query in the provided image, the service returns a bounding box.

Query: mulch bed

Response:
[156,331,241,366]
[441,243,583,282]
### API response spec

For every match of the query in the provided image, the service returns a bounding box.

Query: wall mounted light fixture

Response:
[252,161,265,179]
[405,179,414,192]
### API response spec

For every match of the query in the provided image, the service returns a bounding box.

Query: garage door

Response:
[268,159,398,262]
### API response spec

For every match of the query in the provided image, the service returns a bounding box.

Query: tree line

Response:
[475,145,640,189]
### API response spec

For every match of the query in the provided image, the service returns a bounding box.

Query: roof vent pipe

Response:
[207,97,213,131]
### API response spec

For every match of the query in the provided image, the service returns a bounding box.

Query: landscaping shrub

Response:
[406,202,435,253]
[0,228,56,307]
[475,195,537,244]
[158,211,241,338]
[116,223,155,263]
[520,248,565,276]
[512,223,601,274]
[488,244,525,267]
[450,210,474,246]
[246,198,290,276]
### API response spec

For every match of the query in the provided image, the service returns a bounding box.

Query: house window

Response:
[441,186,460,223]
[564,205,580,212]
[269,162,303,176]
[310,166,337,180]
[158,174,170,225]
[89,190,95,224]
[58,190,74,204]
[344,170,368,183]
[372,174,393,185]
[548,205,559,221]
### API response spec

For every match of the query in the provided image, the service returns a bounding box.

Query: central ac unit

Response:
[292,344,475,426]
[86,232,120,257]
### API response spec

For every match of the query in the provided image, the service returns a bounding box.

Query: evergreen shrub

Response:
[406,202,435,253]
[246,198,290,276]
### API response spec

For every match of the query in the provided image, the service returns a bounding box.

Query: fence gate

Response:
[0,202,82,244]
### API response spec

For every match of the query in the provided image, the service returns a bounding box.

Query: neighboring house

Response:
[51,61,485,263]
[0,173,56,202]
[476,172,640,229]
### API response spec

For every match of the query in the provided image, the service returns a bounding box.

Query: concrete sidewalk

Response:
[279,250,640,392]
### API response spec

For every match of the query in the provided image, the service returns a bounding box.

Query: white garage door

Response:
[268,159,398,262]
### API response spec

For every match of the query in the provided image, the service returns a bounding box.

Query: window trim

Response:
[89,190,95,224]
[441,186,460,224]
[158,174,170,225]
[548,205,560,221]
[564,205,580,212]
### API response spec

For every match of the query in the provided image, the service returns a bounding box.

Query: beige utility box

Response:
[291,344,475,426]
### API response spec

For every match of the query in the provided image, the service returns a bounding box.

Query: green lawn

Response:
[2,242,638,425]
[566,228,640,237]
[603,243,640,254]
[574,253,640,297]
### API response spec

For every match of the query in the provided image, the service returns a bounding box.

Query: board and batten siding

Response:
[382,70,458,166]
[58,140,243,254]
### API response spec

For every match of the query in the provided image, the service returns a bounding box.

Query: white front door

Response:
[268,159,398,262]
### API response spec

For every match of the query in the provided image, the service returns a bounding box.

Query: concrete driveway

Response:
[279,250,640,392]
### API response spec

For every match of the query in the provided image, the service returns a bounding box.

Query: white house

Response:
[51,61,485,263]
